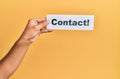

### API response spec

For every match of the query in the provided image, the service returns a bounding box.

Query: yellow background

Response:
[0,0,120,79]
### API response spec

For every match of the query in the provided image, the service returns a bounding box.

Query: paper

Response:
[47,14,94,30]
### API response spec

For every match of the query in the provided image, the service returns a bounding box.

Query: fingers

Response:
[28,18,46,26]
[36,20,50,29]
[37,20,53,33]
[28,18,53,33]
[36,18,46,23]
[40,28,53,33]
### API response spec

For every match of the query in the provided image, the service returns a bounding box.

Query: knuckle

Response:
[28,18,34,22]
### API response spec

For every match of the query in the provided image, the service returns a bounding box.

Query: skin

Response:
[0,18,53,79]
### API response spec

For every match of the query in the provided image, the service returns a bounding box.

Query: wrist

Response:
[16,38,32,46]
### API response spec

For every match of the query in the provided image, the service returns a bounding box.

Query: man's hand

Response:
[18,18,52,45]
[0,18,52,79]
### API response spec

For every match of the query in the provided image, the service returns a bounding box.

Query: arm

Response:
[0,18,52,79]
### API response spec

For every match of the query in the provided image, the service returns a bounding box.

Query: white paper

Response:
[47,14,94,30]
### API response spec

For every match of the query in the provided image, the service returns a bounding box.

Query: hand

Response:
[17,18,52,45]
[0,18,53,79]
